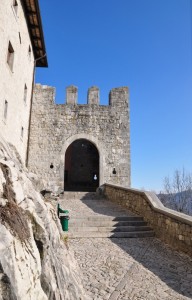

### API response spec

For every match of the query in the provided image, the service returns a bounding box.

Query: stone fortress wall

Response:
[27,84,131,191]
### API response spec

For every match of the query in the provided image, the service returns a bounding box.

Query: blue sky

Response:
[36,0,192,192]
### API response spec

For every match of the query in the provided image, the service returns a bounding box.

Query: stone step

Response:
[67,231,155,238]
[61,192,154,239]
[63,191,103,199]
[69,225,152,232]
[65,187,97,192]
[69,216,144,221]
[69,220,148,227]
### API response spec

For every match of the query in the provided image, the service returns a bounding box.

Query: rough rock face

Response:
[0,136,86,300]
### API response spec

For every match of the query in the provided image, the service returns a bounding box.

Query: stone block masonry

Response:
[27,84,130,191]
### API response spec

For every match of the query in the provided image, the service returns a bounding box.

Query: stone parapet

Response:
[34,84,129,107]
[103,184,192,256]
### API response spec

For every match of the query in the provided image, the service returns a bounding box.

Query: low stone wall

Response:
[103,184,192,256]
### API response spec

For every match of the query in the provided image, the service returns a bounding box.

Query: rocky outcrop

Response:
[0,136,86,300]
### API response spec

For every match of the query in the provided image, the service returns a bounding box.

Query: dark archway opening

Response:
[64,139,99,192]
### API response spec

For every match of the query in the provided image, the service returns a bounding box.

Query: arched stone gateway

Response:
[60,133,104,191]
[64,139,99,191]
[27,85,130,191]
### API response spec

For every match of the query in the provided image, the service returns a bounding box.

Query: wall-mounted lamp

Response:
[50,163,54,169]
[112,168,116,175]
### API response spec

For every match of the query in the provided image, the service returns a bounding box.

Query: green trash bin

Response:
[60,214,69,231]
[57,204,69,231]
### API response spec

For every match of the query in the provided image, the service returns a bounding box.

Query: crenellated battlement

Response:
[35,84,129,106]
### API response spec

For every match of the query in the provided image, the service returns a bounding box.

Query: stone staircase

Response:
[68,216,154,238]
[69,217,155,238]
[60,192,154,238]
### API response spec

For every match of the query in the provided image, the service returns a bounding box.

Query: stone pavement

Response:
[59,192,192,300]
[59,191,137,218]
